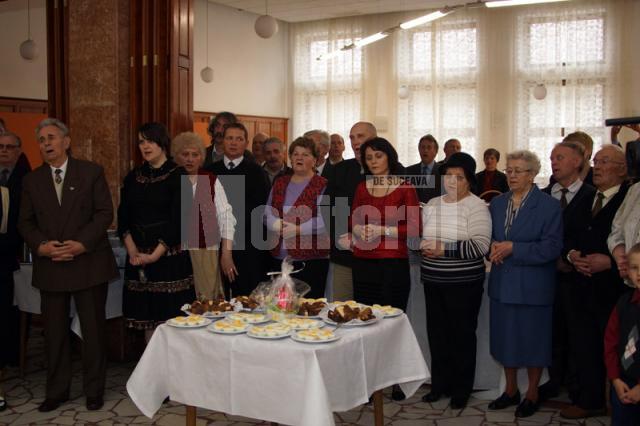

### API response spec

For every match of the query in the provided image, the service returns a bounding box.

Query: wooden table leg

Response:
[372,389,384,426]
[185,405,196,426]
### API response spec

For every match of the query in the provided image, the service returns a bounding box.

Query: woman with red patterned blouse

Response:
[264,137,330,298]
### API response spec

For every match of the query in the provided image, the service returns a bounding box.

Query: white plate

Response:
[206,322,249,335]
[382,309,403,318]
[247,331,291,340]
[290,333,341,344]
[226,313,271,324]
[166,317,212,328]
[279,318,324,330]
[182,309,228,319]
[323,316,379,327]
[295,314,323,320]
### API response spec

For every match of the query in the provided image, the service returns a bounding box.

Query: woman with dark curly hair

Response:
[118,122,195,341]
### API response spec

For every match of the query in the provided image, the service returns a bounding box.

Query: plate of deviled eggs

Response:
[291,328,340,344]
[166,315,212,328]
[247,323,292,339]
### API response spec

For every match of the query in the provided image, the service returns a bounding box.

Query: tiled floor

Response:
[0,329,613,425]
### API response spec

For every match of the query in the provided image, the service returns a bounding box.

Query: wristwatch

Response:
[566,249,576,264]
[384,226,391,237]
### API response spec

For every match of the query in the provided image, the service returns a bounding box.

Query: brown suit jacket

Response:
[18,157,118,292]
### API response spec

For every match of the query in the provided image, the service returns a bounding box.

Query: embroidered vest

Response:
[269,174,329,260]
[186,173,220,249]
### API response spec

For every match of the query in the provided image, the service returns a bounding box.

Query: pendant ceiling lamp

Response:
[20,0,38,60]
[200,1,213,83]
[255,0,278,39]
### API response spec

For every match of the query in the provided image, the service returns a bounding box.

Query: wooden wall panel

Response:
[193,111,289,153]
[0,97,48,114]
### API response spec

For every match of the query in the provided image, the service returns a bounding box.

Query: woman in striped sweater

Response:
[413,152,491,409]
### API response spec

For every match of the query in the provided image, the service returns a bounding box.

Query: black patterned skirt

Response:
[123,249,195,330]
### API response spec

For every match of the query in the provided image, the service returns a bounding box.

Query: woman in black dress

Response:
[118,122,194,341]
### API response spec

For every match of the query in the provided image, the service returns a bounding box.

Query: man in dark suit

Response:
[540,140,596,403]
[436,138,461,169]
[325,121,377,302]
[0,132,30,411]
[405,134,442,204]
[548,131,595,187]
[206,123,270,297]
[203,112,254,168]
[559,145,630,419]
[18,118,118,412]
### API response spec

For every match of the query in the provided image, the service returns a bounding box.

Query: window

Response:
[292,29,363,159]
[515,8,610,180]
[396,19,479,166]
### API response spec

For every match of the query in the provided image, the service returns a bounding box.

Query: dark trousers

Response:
[424,279,484,399]
[0,270,19,368]
[546,277,576,396]
[611,377,640,426]
[564,279,614,409]
[41,283,108,400]
[352,257,411,311]
[269,257,329,299]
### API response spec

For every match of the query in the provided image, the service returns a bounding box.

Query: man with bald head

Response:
[325,121,377,301]
[559,144,629,419]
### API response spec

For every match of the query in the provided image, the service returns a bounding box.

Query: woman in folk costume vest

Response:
[264,136,330,298]
[172,132,236,300]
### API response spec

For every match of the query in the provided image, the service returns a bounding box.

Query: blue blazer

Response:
[488,186,563,306]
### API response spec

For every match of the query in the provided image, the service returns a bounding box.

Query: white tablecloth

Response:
[13,264,125,337]
[127,315,429,426]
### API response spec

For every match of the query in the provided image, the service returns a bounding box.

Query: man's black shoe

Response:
[86,397,104,411]
[38,398,68,412]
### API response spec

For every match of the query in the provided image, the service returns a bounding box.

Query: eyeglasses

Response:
[504,168,531,175]
[0,144,18,151]
[593,159,625,166]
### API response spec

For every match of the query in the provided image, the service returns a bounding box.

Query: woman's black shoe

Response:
[422,391,443,403]
[450,395,468,409]
[515,398,539,418]
[391,385,405,401]
[488,391,521,410]
[0,395,6,412]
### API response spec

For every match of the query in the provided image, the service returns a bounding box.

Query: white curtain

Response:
[396,14,480,166]
[290,18,365,159]
[513,0,621,180]
[289,0,635,173]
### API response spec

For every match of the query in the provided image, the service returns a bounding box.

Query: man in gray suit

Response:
[19,118,118,412]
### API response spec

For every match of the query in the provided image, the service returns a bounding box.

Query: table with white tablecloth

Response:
[127,315,429,426]
[13,264,125,337]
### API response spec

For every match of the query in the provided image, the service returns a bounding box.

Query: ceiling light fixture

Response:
[354,32,389,48]
[400,10,450,29]
[485,0,570,8]
[255,0,278,39]
[20,0,38,60]
[200,0,213,83]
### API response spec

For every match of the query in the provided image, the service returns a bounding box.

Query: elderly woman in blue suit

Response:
[486,150,563,418]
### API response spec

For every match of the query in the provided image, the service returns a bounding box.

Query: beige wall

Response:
[193,0,289,118]
[0,0,47,100]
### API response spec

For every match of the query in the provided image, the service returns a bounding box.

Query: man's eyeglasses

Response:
[504,168,531,175]
[0,144,18,151]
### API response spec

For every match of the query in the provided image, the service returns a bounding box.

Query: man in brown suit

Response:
[18,118,118,412]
